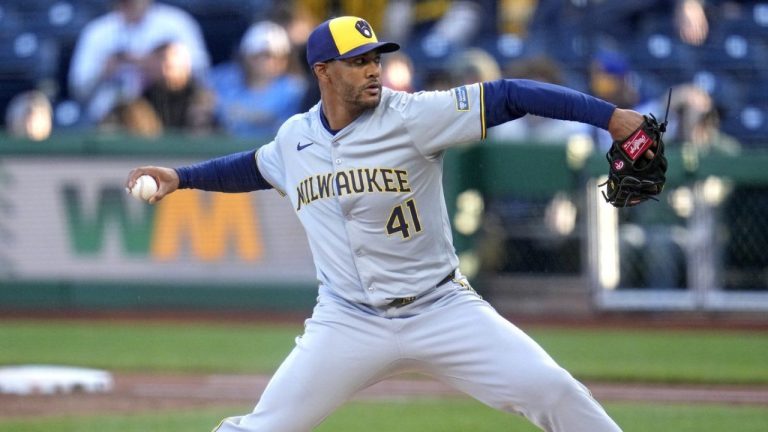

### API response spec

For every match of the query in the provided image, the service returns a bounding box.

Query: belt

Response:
[387,270,456,308]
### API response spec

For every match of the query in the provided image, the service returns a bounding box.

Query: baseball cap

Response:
[306,16,399,66]
[240,21,291,56]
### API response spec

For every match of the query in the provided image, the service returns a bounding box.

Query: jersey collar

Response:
[318,103,341,135]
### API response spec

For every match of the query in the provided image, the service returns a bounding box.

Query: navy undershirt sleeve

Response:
[174,149,273,192]
[482,79,616,130]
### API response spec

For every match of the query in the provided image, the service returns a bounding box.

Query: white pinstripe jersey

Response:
[256,84,486,307]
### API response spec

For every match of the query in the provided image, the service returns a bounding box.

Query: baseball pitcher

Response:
[127,16,658,432]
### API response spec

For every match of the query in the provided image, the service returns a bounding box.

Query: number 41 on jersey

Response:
[386,199,422,239]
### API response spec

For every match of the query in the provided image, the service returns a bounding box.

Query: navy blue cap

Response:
[306,16,400,66]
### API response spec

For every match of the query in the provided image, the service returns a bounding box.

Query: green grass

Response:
[0,400,766,432]
[1,319,766,384]
[1,320,767,431]
[528,327,768,384]
[0,320,299,373]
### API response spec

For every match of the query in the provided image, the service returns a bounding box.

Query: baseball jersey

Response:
[256,84,485,307]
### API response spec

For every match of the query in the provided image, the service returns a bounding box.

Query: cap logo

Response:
[355,20,373,38]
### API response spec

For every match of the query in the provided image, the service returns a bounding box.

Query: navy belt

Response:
[387,270,456,308]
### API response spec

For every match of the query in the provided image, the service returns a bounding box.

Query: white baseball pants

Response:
[213,282,622,432]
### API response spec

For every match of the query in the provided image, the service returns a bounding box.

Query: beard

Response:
[343,81,381,111]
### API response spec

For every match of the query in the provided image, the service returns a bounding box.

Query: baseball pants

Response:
[213,281,622,432]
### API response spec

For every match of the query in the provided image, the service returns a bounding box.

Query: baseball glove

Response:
[601,114,667,207]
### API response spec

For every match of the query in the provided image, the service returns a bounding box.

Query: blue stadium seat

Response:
[0,5,24,37]
[721,104,768,148]
[53,98,83,129]
[163,0,273,18]
[547,32,592,69]
[476,33,528,66]
[631,71,668,104]
[25,1,97,43]
[0,33,44,77]
[753,2,768,34]
[12,0,59,12]
[167,0,258,65]
[697,11,768,80]
[691,70,747,114]
[627,32,699,77]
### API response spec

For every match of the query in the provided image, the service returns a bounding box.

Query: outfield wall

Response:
[1,133,767,312]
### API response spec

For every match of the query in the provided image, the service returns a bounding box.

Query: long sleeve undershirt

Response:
[174,80,616,192]
[482,79,615,130]
[175,149,272,192]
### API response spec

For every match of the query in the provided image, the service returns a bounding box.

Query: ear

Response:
[313,62,330,82]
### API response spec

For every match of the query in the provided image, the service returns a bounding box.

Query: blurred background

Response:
[2,0,768,318]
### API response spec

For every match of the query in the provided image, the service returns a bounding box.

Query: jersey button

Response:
[355,249,364,256]
[335,158,342,165]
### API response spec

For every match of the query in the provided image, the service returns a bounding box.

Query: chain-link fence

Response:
[722,186,768,291]
[461,146,768,311]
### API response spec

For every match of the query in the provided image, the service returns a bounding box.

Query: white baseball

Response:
[130,175,158,201]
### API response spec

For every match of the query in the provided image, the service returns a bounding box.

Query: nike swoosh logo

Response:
[297,142,314,151]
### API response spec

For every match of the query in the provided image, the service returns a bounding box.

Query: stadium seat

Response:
[699,10,768,81]
[0,5,24,37]
[631,71,667,104]
[26,1,97,42]
[753,2,768,33]
[53,98,83,129]
[691,70,746,114]
[548,32,592,69]
[476,33,528,65]
[721,104,768,148]
[627,32,699,77]
[171,0,259,65]
[0,33,44,77]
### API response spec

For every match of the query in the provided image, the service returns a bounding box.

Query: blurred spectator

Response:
[5,90,53,141]
[488,56,584,144]
[638,84,741,158]
[448,47,502,85]
[497,0,539,37]
[688,105,741,157]
[294,0,389,33]
[676,0,708,46]
[422,46,500,93]
[579,50,640,151]
[421,69,454,91]
[100,98,163,138]
[292,1,490,67]
[619,84,740,290]
[590,50,639,110]
[382,52,415,92]
[141,41,215,135]
[68,0,210,124]
[207,21,306,139]
[382,1,493,62]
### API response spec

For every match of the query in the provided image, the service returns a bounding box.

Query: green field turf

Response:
[1,400,767,432]
[1,319,766,384]
[2,319,767,431]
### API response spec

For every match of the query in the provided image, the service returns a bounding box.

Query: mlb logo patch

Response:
[454,86,470,111]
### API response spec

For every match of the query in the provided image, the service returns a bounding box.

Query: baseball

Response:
[129,175,158,201]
